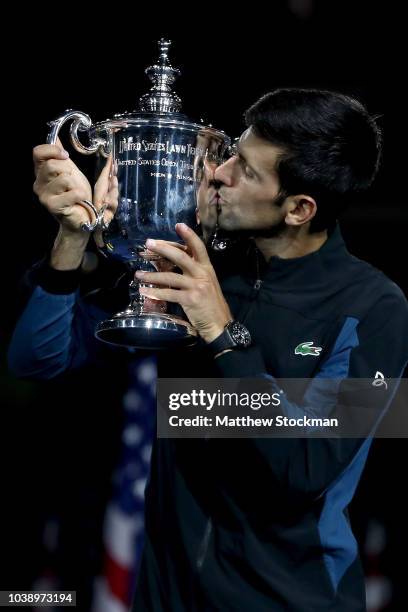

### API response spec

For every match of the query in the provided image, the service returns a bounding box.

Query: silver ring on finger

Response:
[79,199,100,232]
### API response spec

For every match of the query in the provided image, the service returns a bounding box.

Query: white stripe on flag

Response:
[92,576,129,612]
[103,503,143,567]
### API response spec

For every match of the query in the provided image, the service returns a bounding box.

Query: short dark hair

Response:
[244,89,382,232]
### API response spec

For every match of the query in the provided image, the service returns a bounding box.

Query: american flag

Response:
[364,519,392,612]
[92,355,157,612]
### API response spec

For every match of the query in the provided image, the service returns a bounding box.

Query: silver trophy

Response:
[47,39,230,349]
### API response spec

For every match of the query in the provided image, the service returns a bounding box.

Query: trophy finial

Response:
[139,39,182,114]
[158,38,171,63]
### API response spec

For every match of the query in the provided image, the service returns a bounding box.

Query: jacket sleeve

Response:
[7,258,109,380]
[213,288,408,501]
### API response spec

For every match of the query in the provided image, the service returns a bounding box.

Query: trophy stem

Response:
[95,253,198,349]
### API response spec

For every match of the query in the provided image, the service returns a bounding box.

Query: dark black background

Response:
[3,3,406,297]
[1,3,407,610]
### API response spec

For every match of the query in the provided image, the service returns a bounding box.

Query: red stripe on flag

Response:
[103,551,133,605]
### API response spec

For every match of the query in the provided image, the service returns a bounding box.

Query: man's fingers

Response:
[43,173,79,195]
[39,173,91,204]
[166,241,189,252]
[139,286,183,304]
[46,190,96,222]
[35,159,73,183]
[145,239,197,275]
[94,155,113,206]
[135,271,191,289]
[33,143,69,164]
[175,223,209,264]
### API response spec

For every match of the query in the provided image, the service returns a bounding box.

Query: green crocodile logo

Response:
[294,341,322,357]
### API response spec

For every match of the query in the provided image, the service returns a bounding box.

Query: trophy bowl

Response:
[46,39,230,349]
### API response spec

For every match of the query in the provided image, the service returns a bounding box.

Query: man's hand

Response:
[32,140,116,271]
[135,223,233,343]
[33,140,95,235]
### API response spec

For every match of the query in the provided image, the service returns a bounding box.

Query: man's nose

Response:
[214,157,234,187]
[204,160,218,184]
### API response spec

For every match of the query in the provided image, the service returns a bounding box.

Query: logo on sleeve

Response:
[372,371,388,390]
[294,342,322,357]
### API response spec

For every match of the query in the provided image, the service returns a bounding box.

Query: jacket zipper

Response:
[240,244,263,323]
[196,246,262,572]
[253,242,262,290]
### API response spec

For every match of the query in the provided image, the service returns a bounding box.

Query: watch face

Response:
[229,321,252,347]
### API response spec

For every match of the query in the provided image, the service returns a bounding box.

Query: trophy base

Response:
[95,312,198,349]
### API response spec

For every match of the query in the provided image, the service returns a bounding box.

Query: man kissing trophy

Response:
[47,39,230,349]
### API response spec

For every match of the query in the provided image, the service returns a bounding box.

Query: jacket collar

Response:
[252,223,350,286]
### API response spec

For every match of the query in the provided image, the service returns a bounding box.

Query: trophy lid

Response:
[138,39,182,114]
[94,38,229,145]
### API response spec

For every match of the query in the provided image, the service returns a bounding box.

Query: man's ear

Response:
[284,194,317,226]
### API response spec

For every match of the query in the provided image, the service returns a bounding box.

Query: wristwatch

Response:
[207,320,252,355]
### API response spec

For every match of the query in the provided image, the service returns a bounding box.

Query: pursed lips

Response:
[209,192,228,205]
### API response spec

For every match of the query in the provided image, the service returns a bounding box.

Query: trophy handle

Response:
[46,110,111,232]
[46,109,109,156]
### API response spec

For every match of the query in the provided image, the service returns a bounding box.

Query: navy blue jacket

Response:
[8,226,408,611]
